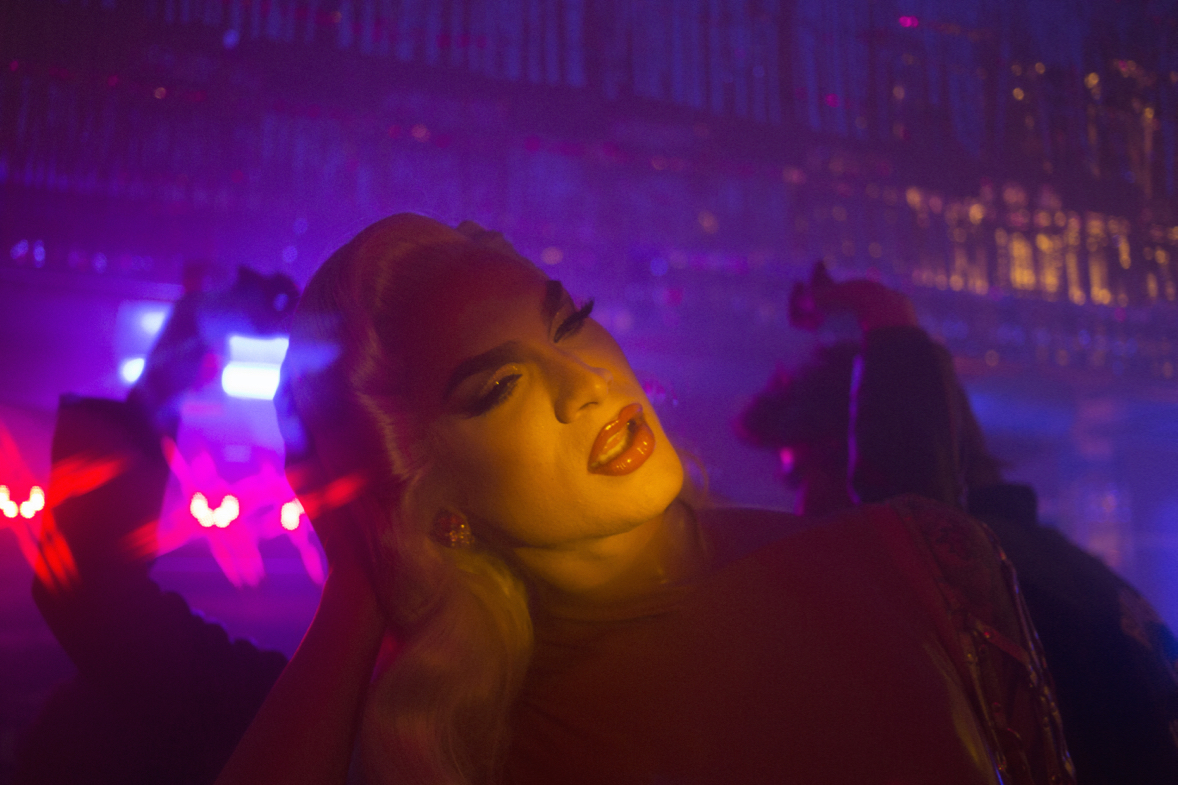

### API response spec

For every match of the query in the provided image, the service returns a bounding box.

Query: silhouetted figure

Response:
[15,267,299,785]
[739,262,1178,785]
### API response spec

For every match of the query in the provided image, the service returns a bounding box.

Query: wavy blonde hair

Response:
[279,215,534,785]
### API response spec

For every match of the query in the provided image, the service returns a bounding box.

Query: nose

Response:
[551,349,613,424]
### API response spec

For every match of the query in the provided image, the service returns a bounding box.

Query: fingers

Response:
[810,259,834,290]
[791,260,919,332]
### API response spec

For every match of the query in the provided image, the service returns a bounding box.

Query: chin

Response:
[624,448,686,522]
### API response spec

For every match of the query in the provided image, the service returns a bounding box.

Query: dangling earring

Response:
[431,510,475,548]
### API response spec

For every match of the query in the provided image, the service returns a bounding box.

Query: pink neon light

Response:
[0,486,18,518]
[190,492,240,528]
[2,415,329,589]
[162,441,326,586]
[899,15,920,28]
[280,499,304,531]
[19,486,45,518]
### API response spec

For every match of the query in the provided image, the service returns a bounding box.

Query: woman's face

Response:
[398,249,684,550]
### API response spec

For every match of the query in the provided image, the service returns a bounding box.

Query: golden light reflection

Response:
[1156,247,1176,300]
[1010,232,1035,290]
[1086,213,1112,305]
[1065,213,1086,305]
[1109,218,1132,269]
[971,246,989,295]
[1036,232,1063,296]
[995,228,1011,291]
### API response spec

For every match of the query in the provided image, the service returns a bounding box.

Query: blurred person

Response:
[212,214,1072,785]
[739,261,1178,784]
[15,266,300,785]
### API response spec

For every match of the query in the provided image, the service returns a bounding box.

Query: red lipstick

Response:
[588,403,655,476]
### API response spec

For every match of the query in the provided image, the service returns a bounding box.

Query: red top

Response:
[504,498,1072,785]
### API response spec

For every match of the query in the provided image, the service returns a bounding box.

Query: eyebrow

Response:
[442,280,568,402]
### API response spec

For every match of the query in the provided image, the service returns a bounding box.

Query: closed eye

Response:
[554,300,594,343]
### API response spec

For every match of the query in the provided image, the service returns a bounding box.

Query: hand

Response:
[789,260,918,334]
[130,267,299,434]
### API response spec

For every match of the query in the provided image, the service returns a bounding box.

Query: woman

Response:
[216,214,1072,785]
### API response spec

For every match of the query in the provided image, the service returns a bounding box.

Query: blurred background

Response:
[2,0,1177,777]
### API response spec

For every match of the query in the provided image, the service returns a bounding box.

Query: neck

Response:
[512,501,706,607]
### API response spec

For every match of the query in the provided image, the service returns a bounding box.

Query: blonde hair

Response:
[279,215,534,785]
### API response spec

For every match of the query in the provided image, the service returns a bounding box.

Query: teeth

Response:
[594,420,634,466]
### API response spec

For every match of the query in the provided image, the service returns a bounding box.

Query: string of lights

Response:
[2,0,1176,387]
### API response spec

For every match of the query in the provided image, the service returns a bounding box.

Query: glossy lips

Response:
[588,403,655,476]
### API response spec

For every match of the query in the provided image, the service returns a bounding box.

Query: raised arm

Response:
[790,261,963,508]
[214,419,388,785]
[214,547,385,785]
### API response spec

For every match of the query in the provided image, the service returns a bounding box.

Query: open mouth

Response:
[588,403,656,476]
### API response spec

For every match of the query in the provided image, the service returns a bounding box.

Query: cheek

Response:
[439,408,568,517]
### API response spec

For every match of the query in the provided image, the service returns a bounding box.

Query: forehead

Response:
[394,250,549,393]
[433,249,545,307]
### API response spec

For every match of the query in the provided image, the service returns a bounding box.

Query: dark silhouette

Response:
[739,262,1178,785]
